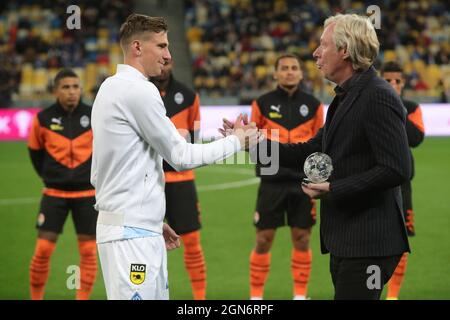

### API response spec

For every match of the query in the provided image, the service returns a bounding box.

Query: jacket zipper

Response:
[68,112,73,179]
[287,96,291,143]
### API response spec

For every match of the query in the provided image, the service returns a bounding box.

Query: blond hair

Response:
[119,14,168,51]
[324,14,379,71]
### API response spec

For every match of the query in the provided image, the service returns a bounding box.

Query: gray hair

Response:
[324,14,379,71]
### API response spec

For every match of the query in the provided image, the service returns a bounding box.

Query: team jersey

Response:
[251,86,324,181]
[158,75,200,183]
[402,99,425,179]
[91,64,241,243]
[28,101,94,197]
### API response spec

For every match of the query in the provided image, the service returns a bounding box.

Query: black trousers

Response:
[330,254,402,300]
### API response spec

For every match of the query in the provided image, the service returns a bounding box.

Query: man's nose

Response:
[164,48,172,61]
[312,48,319,59]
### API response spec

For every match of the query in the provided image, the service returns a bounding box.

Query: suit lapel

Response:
[324,91,360,150]
[324,67,377,151]
[322,97,339,150]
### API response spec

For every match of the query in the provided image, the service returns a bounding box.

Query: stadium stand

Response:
[0,0,448,106]
[184,0,449,104]
[0,0,133,106]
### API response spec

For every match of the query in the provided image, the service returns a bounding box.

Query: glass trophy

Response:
[303,152,333,184]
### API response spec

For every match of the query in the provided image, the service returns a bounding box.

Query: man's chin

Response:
[149,70,162,78]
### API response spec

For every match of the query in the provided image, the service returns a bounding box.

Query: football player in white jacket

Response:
[91,14,260,300]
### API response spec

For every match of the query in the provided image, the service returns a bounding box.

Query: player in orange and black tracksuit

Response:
[27,69,97,300]
[381,61,425,299]
[150,60,206,300]
[249,54,324,300]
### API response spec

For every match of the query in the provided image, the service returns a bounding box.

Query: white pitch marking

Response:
[197,178,260,192]
[0,168,259,206]
[0,197,40,206]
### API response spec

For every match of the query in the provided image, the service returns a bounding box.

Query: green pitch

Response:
[0,138,449,300]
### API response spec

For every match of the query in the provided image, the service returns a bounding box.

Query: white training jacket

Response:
[91,64,240,242]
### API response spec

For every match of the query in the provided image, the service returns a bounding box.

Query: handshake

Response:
[218,114,264,150]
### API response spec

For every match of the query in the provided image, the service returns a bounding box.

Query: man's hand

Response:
[219,114,263,150]
[218,116,240,136]
[162,223,180,250]
[301,182,330,199]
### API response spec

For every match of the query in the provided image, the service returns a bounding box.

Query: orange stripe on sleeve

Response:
[170,108,192,140]
[289,117,319,143]
[251,100,263,128]
[261,118,289,143]
[188,94,201,131]
[28,115,43,150]
[408,106,425,133]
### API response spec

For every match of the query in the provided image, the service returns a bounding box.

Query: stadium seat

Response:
[33,68,48,94]
[384,50,397,62]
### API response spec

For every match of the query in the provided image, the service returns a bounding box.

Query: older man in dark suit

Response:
[223,14,411,300]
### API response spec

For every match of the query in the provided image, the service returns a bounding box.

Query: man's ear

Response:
[132,40,142,56]
[342,47,350,60]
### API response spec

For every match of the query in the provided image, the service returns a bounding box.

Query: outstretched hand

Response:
[218,113,248,137]
[219,114,263,150]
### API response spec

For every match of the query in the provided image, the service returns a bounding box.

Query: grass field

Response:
[0,138,449,300]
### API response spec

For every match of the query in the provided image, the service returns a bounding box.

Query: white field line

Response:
[197,177,260,192]
[0,168,259,206]
[0,197,40,206]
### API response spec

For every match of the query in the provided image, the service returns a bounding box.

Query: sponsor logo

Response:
[299,104,309,117]
[80,115,90,128]
[0,116,11,134]
[14,111,33,137]
[130,264,146,285]
[50,124,64,131]
[174,92,184,105]
[50,117,63,131]
[269,112,282,119]
[270,105,281,113]
[51,117,62,125]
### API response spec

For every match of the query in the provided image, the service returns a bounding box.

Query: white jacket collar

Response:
[116,64,148,81]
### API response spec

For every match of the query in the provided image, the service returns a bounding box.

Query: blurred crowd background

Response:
[0,0,448,107]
